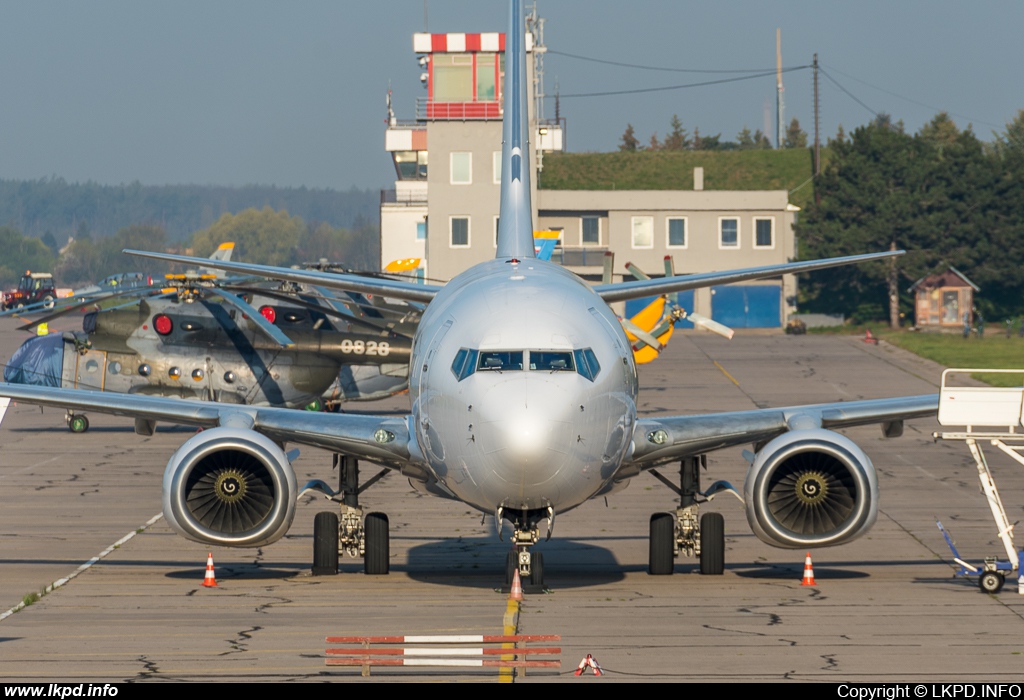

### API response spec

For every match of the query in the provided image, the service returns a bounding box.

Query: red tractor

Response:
[1,271,58,311]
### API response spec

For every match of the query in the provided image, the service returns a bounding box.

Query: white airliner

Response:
[0,0,935,587]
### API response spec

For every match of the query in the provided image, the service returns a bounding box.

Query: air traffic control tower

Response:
[380,21,564,281]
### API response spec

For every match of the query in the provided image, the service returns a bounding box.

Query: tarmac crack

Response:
[133,655,160,680]
[221,625,264,656]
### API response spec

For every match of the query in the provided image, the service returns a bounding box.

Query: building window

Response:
[416,221,426,241]
[581,217,600,245]
[451,152,472,184]
[754,217,774,248]
[719,217,739,248]
[632,216,654,249]
[667,217,687,248]
[493,151,502,184]
[450,217,470,247]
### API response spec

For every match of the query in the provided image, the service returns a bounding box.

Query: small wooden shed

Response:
[910,266,979,329]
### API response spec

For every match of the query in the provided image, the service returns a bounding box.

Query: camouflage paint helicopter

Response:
[3,269,414,432]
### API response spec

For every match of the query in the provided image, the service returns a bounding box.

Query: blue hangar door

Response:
[711,285,780,328]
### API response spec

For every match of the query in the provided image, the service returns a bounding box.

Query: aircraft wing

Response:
[0,383,416,470]
[124,250,442,304]
[595,251,902,303]
[622,394,938,476]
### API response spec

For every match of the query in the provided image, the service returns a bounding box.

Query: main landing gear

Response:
[66,411,89,434]
[499,507,552,591]
[308,455,391,576]
[648,455,737,576]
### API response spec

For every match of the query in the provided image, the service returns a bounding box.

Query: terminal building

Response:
[380,23,800,329]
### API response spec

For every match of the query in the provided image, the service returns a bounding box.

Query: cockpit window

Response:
[477,350,524,371]
[451,348,479,381]
[573,348,601,381]
[530,351,574,371]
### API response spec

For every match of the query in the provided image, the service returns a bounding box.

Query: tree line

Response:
[619,114,807,152]
[0,207,380,288]
[798,111,1024,324]
[0,178,378,243]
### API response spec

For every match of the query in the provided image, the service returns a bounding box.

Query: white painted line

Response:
[0,513,163,622]
[0,455,62,480]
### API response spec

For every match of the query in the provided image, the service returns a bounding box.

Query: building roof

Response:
[908,265,980,292]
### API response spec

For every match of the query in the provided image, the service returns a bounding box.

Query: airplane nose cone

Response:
[475,375,574,486]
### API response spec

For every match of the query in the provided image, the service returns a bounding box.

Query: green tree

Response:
[737,127,772,150]
[799,117,1015,325]
[191,207,306,266]
[662,115,690,151]
[797,122,927,327]
[0,226,57,286]
[784,117,808,148]
[618,124,642,152]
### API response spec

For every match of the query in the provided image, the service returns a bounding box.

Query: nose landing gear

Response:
[501,508,550,591]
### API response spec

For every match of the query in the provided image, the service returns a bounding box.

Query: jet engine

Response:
[744,429,877,549]
[162,427,297,547]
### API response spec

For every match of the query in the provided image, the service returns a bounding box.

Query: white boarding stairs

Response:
[935,369,1024,573]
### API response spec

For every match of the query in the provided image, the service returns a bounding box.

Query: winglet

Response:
[495,0,535,261]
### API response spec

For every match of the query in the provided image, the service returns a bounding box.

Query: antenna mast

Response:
[776,28,784,149]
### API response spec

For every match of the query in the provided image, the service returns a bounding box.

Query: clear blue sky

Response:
[0,1,1020,190]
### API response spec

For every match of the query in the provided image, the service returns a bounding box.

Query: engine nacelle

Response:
[744,429,877,549]
[162,427,297,548]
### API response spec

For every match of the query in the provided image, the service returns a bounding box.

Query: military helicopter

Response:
[3,269,414,432]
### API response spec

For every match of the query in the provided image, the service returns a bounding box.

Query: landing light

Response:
[647,429,669,445]
[374,429,395,444]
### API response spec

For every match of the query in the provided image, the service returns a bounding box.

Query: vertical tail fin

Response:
[495,0,535,260]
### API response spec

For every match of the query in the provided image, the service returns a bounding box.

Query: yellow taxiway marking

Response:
[714,360,741,387]
[499,598,519,683]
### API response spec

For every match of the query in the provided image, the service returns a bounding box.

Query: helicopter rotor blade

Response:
[223,285,412,337]
[203,286,295,348]
[14,286,167,331]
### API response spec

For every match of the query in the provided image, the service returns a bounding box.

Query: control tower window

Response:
[433,54,473,101]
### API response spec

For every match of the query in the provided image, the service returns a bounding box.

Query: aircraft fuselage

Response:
[410,258,638,516]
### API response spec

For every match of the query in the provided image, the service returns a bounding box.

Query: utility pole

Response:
[813,53,820,177]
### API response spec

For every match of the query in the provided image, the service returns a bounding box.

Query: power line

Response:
[547,48,802,75]
[557,66,809,99]
[822,63,1003,132]
[817,67,878,119]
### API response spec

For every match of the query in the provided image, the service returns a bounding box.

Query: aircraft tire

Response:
[979,571,1004,594]
[68,415,89,434]
[530,551,544,588]
[364,512,389,575]
[700,512,725,575]
[648,512,675,575]
[311,511,339,576]
[506,551,517,586]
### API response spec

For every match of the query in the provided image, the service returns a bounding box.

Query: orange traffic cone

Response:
[801,552,816,586]
[509,568,523,601]
[574,654,604,676]
[202,552,218,588]
[863,329,878,345]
